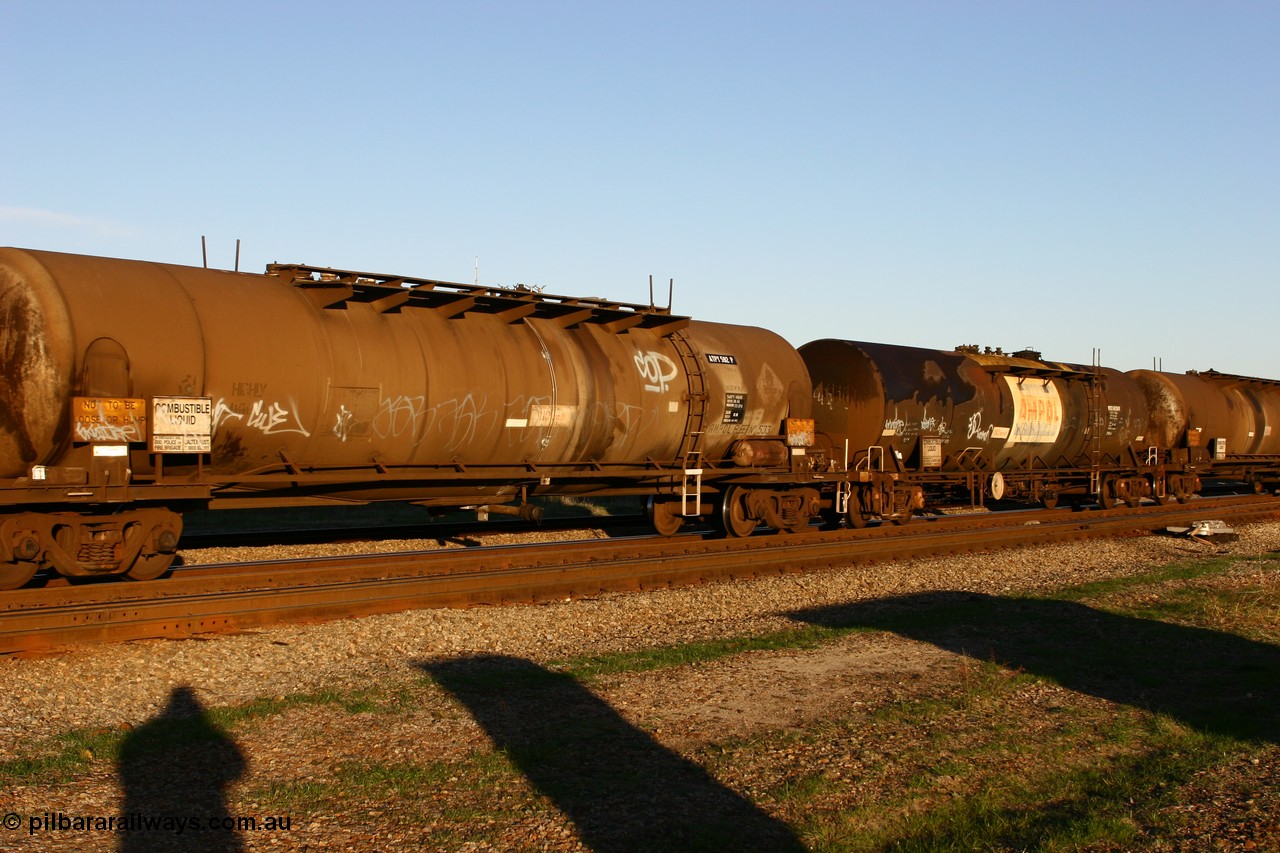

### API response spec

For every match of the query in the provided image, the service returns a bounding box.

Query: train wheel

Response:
[1097,476,1118,509]
[124,553,176,581]
[1042,490,1059,510]
[0,560,38,591]
[715,487,757,538]
[646,498,684,537]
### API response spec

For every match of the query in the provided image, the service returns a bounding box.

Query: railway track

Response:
[4,496,1278,656]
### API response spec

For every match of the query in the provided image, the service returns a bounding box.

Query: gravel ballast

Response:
[4,521,1278,752]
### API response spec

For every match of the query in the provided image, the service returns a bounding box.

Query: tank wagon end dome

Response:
[0,249,76,477]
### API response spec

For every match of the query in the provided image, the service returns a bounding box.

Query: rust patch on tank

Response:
[0,269,61,474]
[921,360,945,385]
[1130,372,1190,449]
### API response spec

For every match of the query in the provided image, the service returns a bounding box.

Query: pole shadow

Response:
[790,592,1280,744]
[421,655,806,853]
[116,686,246,852]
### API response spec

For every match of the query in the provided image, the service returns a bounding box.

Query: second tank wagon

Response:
[798,339,1264,511]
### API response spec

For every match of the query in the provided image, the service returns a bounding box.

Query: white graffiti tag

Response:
[75,421,144,443]
[967,411,992,442]
[211,399,244,435]
[333,405,356,442]
[247,400,311,437]
[634,350,679,393]
[212,397,311,437]
[423,393,494,450]
[372,395,426,439]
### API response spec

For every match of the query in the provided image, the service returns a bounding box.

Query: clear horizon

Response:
[4,1,1276,376]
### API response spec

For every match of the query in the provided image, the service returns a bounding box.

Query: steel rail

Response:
[3,496,1278,656]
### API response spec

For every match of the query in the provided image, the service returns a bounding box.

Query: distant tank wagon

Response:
[801,339,1276,514]
[1130,369,1280,458]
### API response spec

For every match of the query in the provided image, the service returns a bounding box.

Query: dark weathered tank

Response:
[800,340,1151,474]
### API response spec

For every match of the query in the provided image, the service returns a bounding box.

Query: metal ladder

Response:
[668,330,707,515]
[1087,353,1104,497]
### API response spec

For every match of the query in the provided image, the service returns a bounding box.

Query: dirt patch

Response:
[603,633,952,742]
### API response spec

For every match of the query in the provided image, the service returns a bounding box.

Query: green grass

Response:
[1050,556,1239,601]
[246,752,528,836]
[783,702,1236,852]
[553,624,846,680]
[0,685,395,784]
[870,727,1232,853]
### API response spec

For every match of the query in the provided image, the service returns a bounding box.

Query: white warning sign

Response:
[151,396,214,453]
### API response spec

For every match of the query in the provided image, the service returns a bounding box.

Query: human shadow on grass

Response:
[790,591,1280,745]
[421,655,805,853]
[117,686,246,852]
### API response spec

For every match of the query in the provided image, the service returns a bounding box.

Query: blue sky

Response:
[3,2,1277,377]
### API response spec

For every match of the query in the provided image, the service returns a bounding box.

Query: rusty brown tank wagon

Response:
[0,248,833,589]
[1129,368,1280,489]
[800,340,1279,519]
